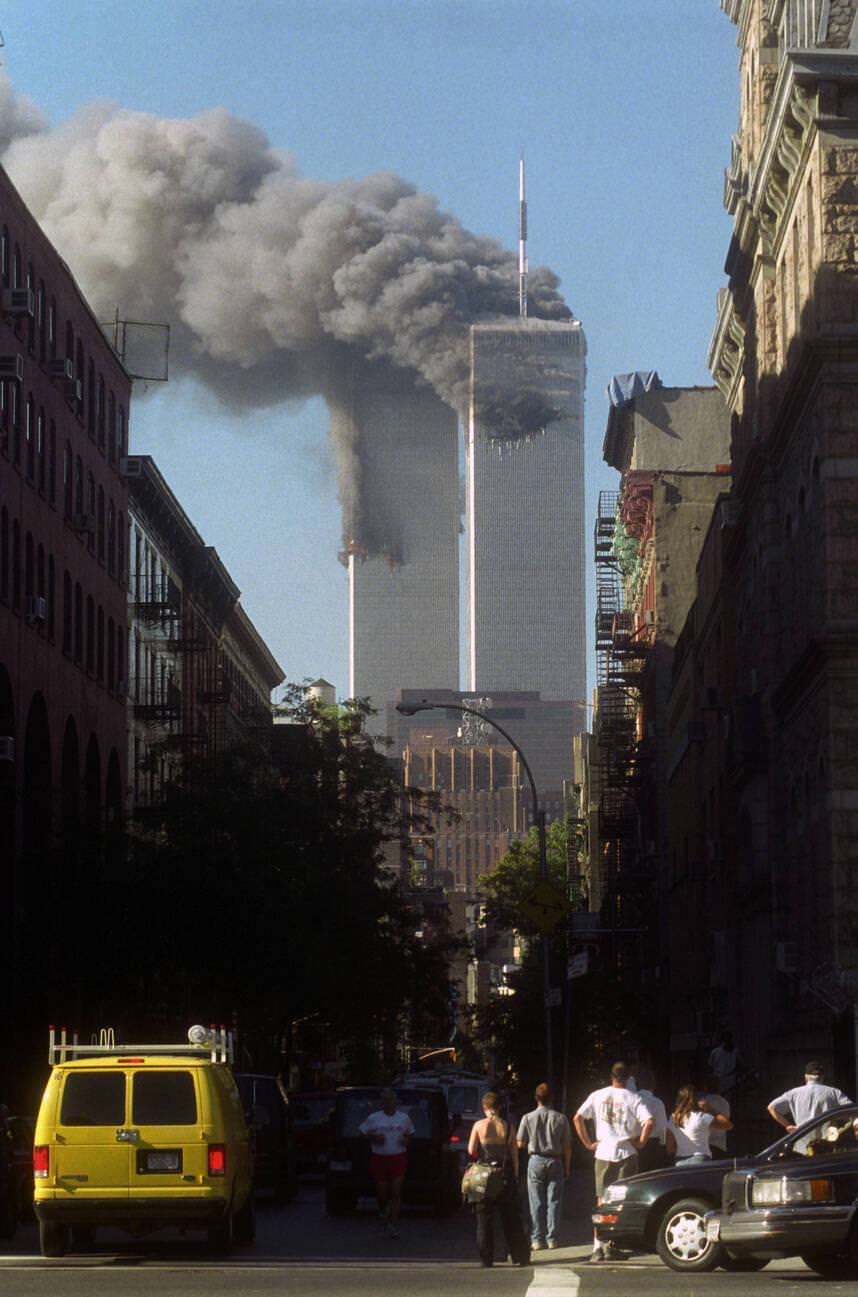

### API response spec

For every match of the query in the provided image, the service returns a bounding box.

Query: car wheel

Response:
[720,1253,768,1272]
[207,1209,234,1254]
[39,1221,68,1258]
[801,1250,855,1279]
[325,1187,354,1216]
[655,1198,722,1272]
[233,1192,256,1243]
[70,1227,96,1251]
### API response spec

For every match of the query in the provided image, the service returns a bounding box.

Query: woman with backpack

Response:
[666,1084,733,1165]
[466,1092,530,1267]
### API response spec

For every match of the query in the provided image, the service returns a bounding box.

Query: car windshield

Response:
[784,1109,858,1158]
[446,1085,481,1117]
[340,1093,434,1138]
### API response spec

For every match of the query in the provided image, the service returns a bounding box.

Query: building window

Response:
[87,472,96,552]
[47,554,55,640]
[37,281,46,361]
[107,500,115,575]
[12,244,20,291]
[37,406,45,493]
[10,383,19,466]
[0,227,8,285]
[86,595,95,673]
[48,297,56,359]
[62,570,71,653]
[97,485,105,561]
[107,391,116,464]
[117,511,125,586]
[118,405,126,459]
[75,339,84,417]
[97,374,105,448]
[12,519,20,609]
[65,321,73,366]
[74,582,83,662]
[26,262,34,352]
[74,455,83,517]
[107,615,115,690]
[37,543,45,602]
[24,394,34,480]
[0,506,7,601]
[97,605,104,681]
[48,421,56,503]
[116,626,124,692]
[24,531,33,598]
[87,360,95,437]
[63,441,72,515]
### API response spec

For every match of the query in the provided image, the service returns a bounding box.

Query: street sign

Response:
[544,987,562,1007]
[520,878,568,933]
[567,950,589,980]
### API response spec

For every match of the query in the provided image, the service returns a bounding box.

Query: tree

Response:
[478,817,583,934]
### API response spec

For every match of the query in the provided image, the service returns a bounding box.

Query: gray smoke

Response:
[0,77,572,549]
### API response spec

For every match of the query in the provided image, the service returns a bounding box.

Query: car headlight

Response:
[751,1177,834,1206]
[602,1182,629,1204]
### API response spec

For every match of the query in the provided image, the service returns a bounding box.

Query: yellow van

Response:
[33,1027,253,1257]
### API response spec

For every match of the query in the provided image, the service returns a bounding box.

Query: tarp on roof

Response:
[607,370,662,409]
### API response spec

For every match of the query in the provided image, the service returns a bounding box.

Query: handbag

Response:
[461,1159,506,1203]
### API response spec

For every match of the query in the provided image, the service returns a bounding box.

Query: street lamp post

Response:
[396,699,554,1086]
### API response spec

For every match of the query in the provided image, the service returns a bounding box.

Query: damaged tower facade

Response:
[346,366,460,723]
[467,318,587,700]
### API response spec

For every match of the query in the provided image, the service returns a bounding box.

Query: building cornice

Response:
[708,287,746,404]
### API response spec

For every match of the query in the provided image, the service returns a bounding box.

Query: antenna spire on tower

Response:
[519,155,528,319]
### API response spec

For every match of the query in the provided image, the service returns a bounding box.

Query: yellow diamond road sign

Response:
[520,879,568,933]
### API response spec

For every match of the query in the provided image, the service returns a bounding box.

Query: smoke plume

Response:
[0,77,572,550]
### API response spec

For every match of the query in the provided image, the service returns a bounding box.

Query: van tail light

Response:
[33,1146,49,1178]
[449,1135,461,1143]
[208,1144,226,1177]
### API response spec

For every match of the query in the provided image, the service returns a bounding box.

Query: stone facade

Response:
[707,0,858,1100]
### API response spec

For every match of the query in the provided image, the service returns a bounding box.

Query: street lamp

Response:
[396,699,554,1085]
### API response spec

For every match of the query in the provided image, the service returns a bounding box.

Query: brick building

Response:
[701,0,858,1100]
[0,163,132,1078]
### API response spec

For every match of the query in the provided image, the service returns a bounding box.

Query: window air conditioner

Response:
[25,595,47,625]
[644,609,656,625]
[0,354,24,382]
[69,512,96,534]
[2,287,34,317]
[119,457,143,478]
[49,357,74,381]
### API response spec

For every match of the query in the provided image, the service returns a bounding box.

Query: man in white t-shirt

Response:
[702,1074,731,1155]
[359,1089,414,1238]
[635,1068,669,1171]
[573,1062,654,1264]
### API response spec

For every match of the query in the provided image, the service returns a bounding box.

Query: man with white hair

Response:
[767,1062,852,1133]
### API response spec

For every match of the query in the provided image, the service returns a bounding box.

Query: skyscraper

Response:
[346,366,459,724]
[466,317,587,700]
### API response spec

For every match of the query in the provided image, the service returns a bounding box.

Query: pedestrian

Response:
[767,1062,852,1133]
[634,1067,669,1171]
[573,1061,654,1264]
[665,1085,732,1166]
[701,1073,731,1155]
[515,1082,571,1252]
[707,1031,741,1097]
[358,1088,414,1239]
[467,1091,530,1268]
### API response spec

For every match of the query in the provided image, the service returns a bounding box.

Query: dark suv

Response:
[325,1086,460,1217]
[0,1109,32,1240]
[234,1074,298,1202]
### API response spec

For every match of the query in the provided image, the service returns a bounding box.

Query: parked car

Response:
[707,1103,858,1279]
[325,1086,460,1217]
[289,1092,333,1174]
[394,1070,489,1170]
[234,1074,297,1201]
[0,1108,33,1240]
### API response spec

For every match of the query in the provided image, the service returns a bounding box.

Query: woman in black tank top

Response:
[466,1092,530,1268]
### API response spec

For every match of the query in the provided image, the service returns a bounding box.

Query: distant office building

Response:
[346,366,459,728]
[466,318,587,701]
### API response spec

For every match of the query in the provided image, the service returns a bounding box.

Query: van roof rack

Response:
[48,1025,234,1066]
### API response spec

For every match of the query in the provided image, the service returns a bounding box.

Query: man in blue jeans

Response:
[516,1082,572,1250]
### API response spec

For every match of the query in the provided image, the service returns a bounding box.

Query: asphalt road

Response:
[0,1179,846,1297]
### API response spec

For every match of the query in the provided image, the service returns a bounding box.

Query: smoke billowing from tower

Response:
[0,77,572,551]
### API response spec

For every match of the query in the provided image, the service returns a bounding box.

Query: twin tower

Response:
[347,316,587,733]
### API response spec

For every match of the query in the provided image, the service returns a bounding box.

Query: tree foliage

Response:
[478,817,583,934]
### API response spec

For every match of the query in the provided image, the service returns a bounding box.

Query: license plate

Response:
[706,1218,721,1241]
[146,1151,180,1172]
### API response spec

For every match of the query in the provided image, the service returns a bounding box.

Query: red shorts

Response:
[369,1152,407,1183]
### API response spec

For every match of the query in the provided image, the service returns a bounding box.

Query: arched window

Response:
[74,582,83,662]
[24,393,34,479]
[47,555,55,639]
[24,531,33,598]
[48,421,56,503]
[63,441,73,515]
[62,570,71,653]
[12,519,20,609]
[97,485,105,561]
[107,391,116,463]
[107,499,115,575]
[97,374,105,448]
[107,615,115,690]
[96,605,104,680]
[86,595,95,673]
[37,406,45,493]
[0,506,7,601]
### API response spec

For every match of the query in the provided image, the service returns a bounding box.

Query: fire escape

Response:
[593,490,653,929]
[129,574,183,727]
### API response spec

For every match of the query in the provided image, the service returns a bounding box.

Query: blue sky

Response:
[5,1,739,696]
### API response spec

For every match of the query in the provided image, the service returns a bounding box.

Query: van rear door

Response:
[128,1069,206,1197]
[54,1070,129,1199]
